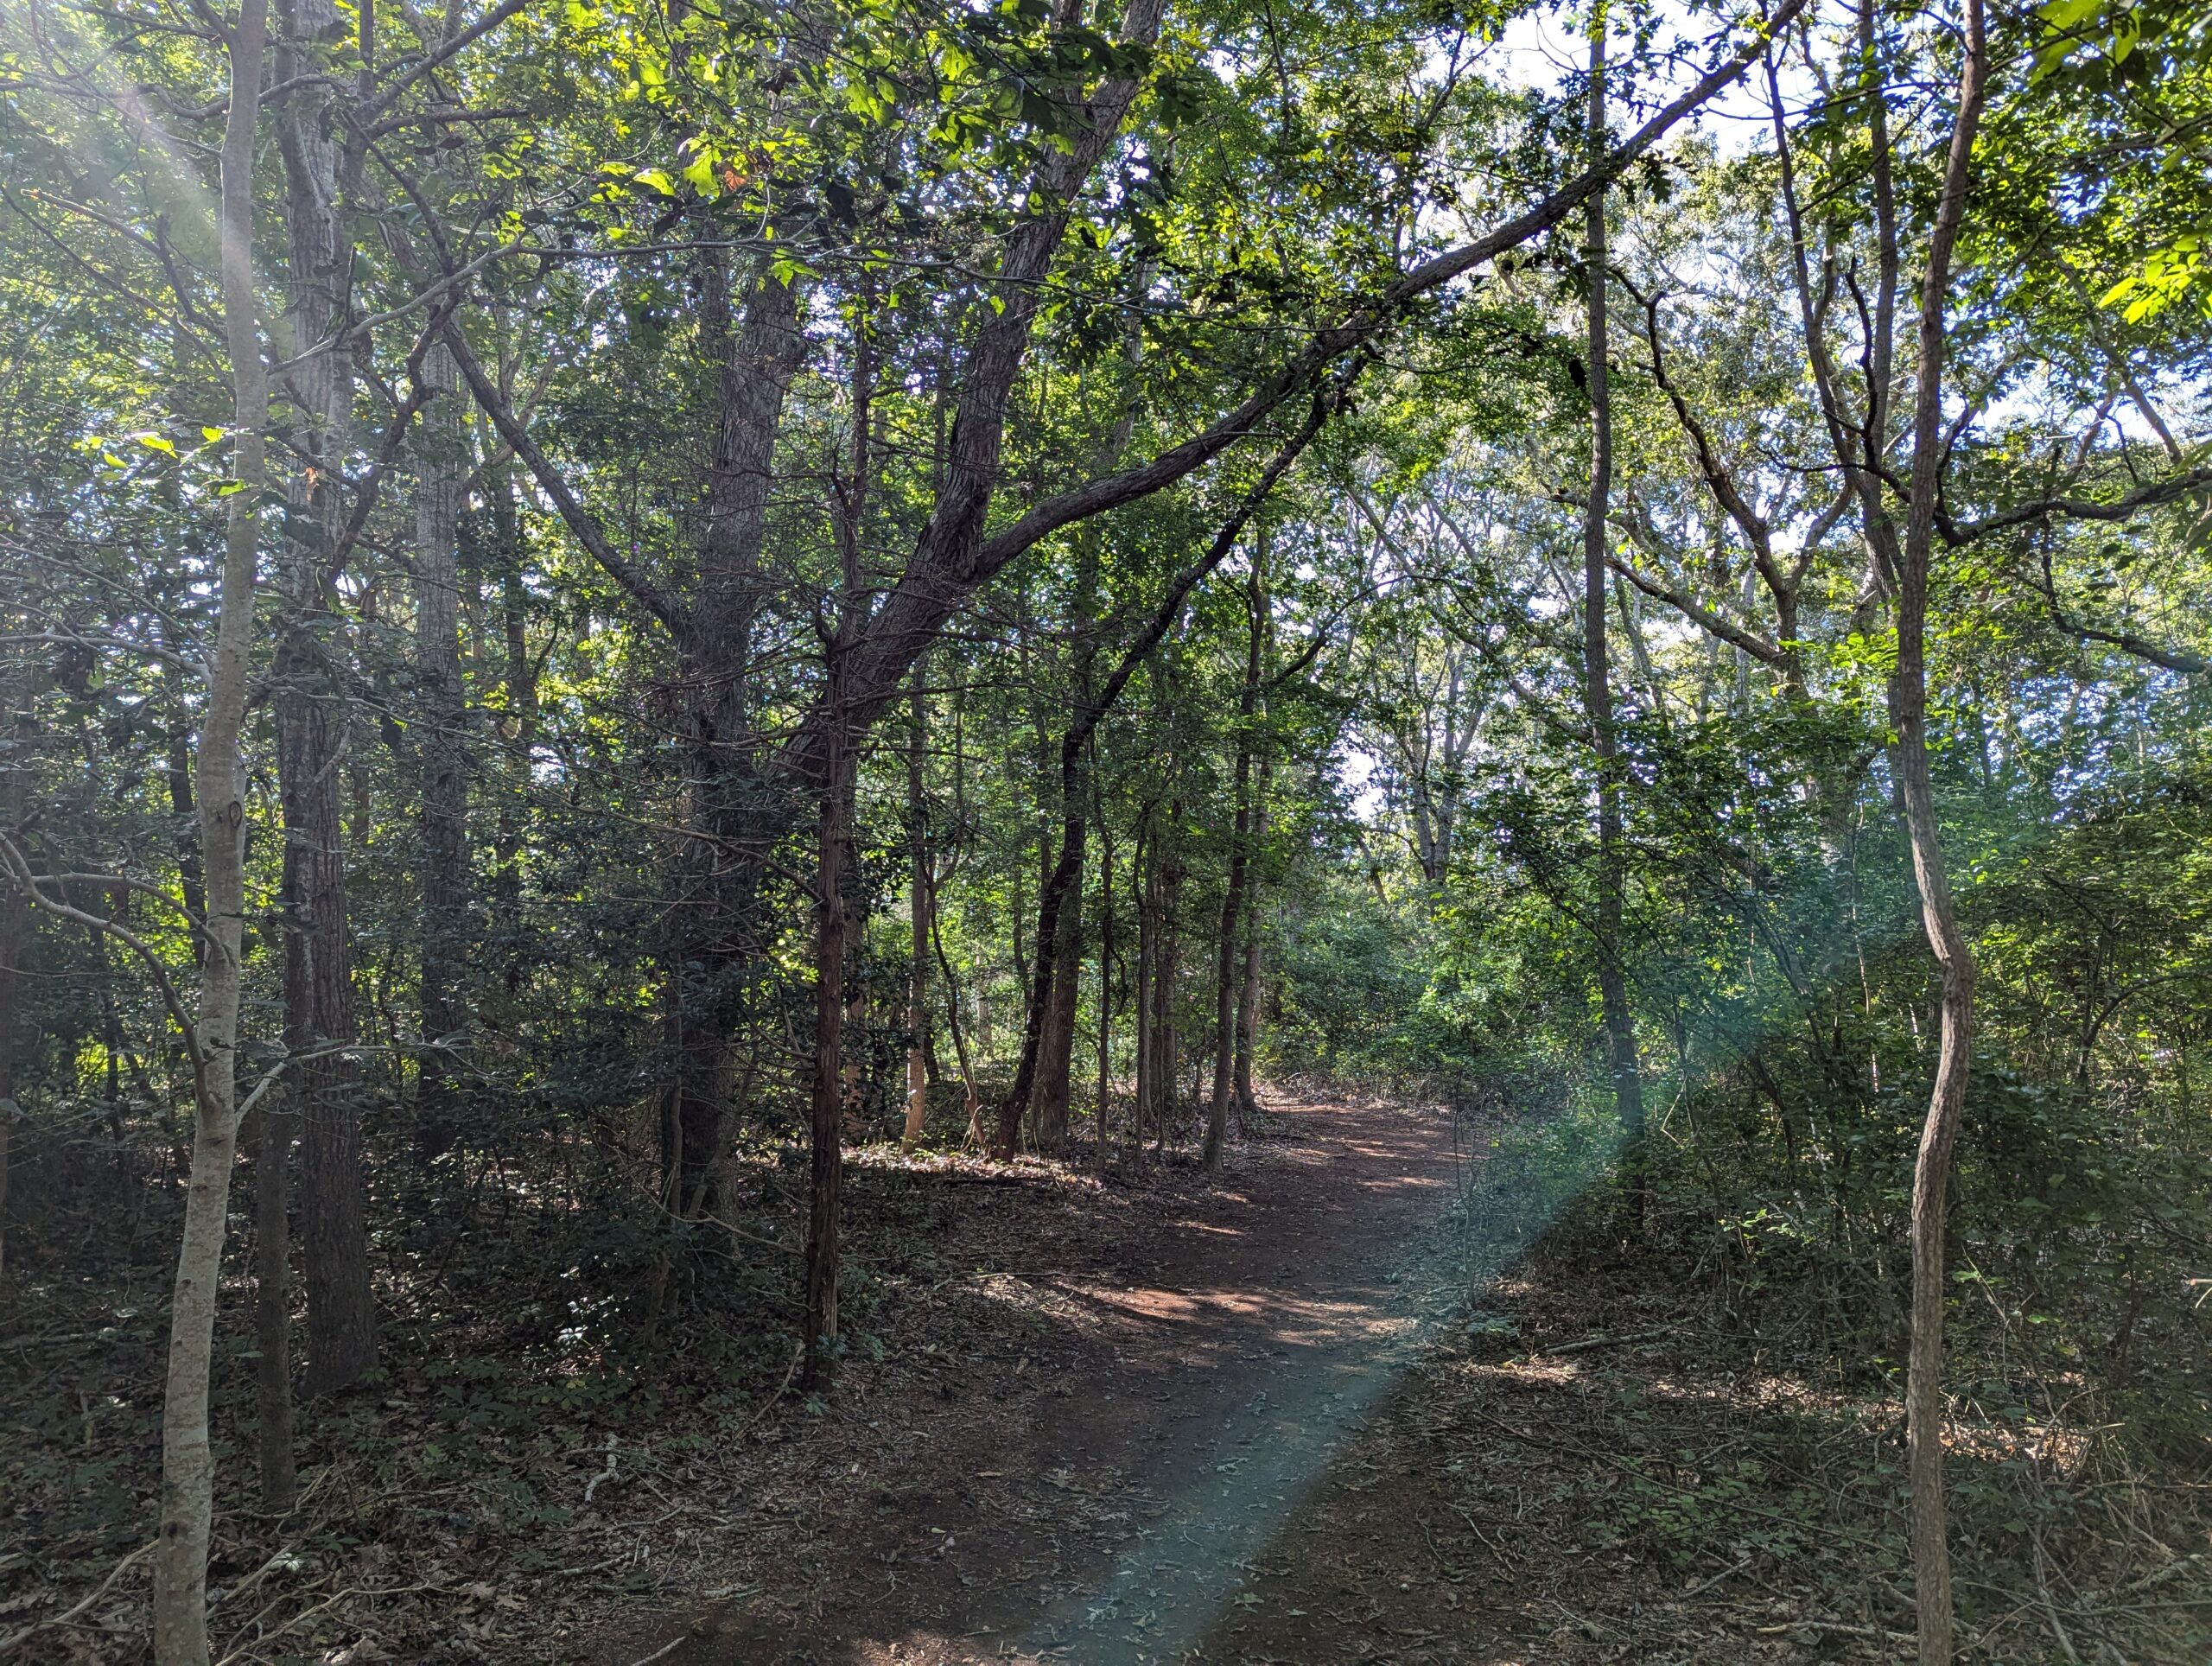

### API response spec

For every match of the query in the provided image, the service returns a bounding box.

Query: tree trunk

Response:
[1234,760,1271,1128]
[1891,6,1986,1656]
[279,675,375,1395]
[1205,556,1266,1170]
[1032,862,1084,1151]
[0,690,29,1283]
[247,1097,296,1511]
[162,667,206,952]
[1580,16,1645,1214]
[663,260,806,1219]
[154,5,265,1652]
[1149,809,1184,1148]
[1132,813,1154,1156]
[803,703,851,1386]
[415,340,471,1160]
[902,667,931,1152]
[1095,807,1113,1170]
[275,0,375,1396]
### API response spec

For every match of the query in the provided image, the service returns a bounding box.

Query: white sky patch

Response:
[1478,0,1820,158]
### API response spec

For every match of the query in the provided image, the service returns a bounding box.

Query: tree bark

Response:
[1148,805,1185,1148]
[274,0,375,1396]
[901,665,931,1153]
[0,687,29,1283]
[247,1096,296,1511]
[154,3,265,1652]
[1891,5,1986,1657]
[1234,759,1271,1128]
[802,696,851,1387]
[661,260,806,1219]
[1094,804,1114,1169]
[1580,14,1645,1216]
[1033,885,1082,1151]
[1205,554,1266,1170]
[414,339,471,1160]
[1132,812,1154,1155]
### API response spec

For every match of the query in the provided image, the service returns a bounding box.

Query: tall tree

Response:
[1205,544,1267,1168]
[154,1,267,1651]
[273,0,374,1395]
[414,339,470,1160]
[1887,3,1986,1654]
[1580,8,1645,1209]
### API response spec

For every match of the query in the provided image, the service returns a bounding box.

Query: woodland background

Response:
[0,0,2208,1656]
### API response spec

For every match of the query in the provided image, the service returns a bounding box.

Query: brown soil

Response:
[581,1090,2204,1666]
[594,1089,1476,1665]
[11,1091,2198,1663]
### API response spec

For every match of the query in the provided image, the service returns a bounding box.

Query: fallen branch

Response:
[0,1540,153,1656]
[1529,1325,1675,1358]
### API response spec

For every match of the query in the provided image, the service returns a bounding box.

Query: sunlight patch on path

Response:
[1011,1110,1616,1665]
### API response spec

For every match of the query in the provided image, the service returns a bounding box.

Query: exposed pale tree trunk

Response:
[154,3,266,1652]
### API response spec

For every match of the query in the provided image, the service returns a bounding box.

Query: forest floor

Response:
[6,1090,2203,1663]
[580,1090,2206,1666]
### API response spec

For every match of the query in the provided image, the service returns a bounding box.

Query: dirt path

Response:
[607,1091,1471,1665]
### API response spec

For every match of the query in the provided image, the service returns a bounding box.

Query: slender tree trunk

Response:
[802,300,871,1380]
[415,340,470,1160]
[902,666,931,1152]
[1132,813,1154,1156]
[0,690,29,1283]
[154,5,265,1652]
[1580,14,1645,1214]
[1151,810,1184,1148]
[1891,8,1986,1657]
[274,0,374,1395]
[1095,804,1113,1170]
[248,1096,296,1510]
[1234,760,1270,1127]
[1205,556,1266,1169]
[929,906,982,1142]
[803,696,851,1386]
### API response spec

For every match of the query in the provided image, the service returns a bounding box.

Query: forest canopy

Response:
[0,0,2208,1656]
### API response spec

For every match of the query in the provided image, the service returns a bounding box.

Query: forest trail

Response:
[611,1092,1480,1665]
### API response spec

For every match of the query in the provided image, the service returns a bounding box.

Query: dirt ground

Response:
[597,1089,1476,1665]
[583,1091,2205,1666]
[12,1090,2198,1663]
